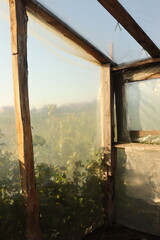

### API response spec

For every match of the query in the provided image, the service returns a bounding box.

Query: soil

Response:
[82,225,160,240]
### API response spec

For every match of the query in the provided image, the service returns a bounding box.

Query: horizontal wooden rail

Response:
[113,61,160,82]
[24,0,116,65]
[113,142,160,150]
[130,131,160,139]
[112,58,160,71]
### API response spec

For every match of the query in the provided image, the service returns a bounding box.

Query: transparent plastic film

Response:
[28,13,104,239]
[116,149,160,236]
[125,78,160,144]
[30,0,147,64]
[124,147,160,205]
[0,1,25,239]
[119,0,160,50]
[27,12,100,65]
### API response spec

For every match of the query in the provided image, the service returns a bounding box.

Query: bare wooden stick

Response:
[9,0,41,239]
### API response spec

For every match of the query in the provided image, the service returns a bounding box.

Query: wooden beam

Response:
[9,0,41,239]
[123,64,160,82]
[98,0,160,58]
[130,131,160,139]
[112,58,160,71]
[24,0,116,66]
[114,142,160,151]
[114,73,130,142]
[101,64,116,226]
[113,62,160,82]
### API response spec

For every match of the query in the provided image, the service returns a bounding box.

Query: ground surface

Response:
[82,225,160,240]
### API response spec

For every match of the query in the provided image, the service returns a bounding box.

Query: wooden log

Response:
[98,0,160,58]
[24,0,116,66]
[9,0,41,239]
[101,64,116,226]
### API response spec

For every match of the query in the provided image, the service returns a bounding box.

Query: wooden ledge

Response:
[113,142,160,150]
[112,58,160,72]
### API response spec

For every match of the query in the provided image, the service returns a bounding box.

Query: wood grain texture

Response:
[112,58,160,71]
[114,74,130,142]
[24,0,116,65]
[114,142,160,150]
[101,64,116,226]
[9,0,41,239]
[98,0,160,58]
[123,64,160,82]
[113,62,160,82]
[130,131,160,138]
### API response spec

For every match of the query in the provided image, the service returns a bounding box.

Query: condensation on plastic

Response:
[36,0,148,64]
[116,148,160,236]
[125,79,160,139]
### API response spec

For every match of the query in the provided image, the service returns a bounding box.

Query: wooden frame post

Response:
[9,0,41,239]
[101,64,116,226]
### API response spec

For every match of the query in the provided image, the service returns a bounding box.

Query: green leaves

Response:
[35,158,104,240]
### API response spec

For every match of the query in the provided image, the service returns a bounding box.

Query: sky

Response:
[0,0,100,108]
[0,0,160,108]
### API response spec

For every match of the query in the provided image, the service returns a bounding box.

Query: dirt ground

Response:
[82,225,160,240]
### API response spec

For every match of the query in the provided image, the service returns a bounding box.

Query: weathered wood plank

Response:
[122,64,160,82]
[113,61,160,82]
[114,74,130,142]
[114,142,160,150]
[98,0,160,58]
[112,58,160,71]
[101,64,116,226]
[24,0,116,66]
[130,131,160,138]
[9,0,41,239]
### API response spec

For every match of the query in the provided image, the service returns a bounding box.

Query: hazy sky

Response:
[0,0,100,108]
[0,0,160,108]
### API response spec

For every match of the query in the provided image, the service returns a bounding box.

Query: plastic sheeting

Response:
[125,78,160,143]
[119,0,160,49]
[116,148,160,236]
[0,2,25,239]
[28,13,104,240]
[35,0,148,64]
[0,0,18,159]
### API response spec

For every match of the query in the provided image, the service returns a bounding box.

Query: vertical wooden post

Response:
[101,64,116,226]
[114,74,130,143]
[9,0,41,239]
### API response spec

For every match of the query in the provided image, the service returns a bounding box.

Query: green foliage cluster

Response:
[0,130,25,240]
[31,103,99,168]
[36,158,104,240]
[0,104,104,240]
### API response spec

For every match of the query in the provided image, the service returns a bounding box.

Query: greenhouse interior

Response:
[0,0,160,239]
